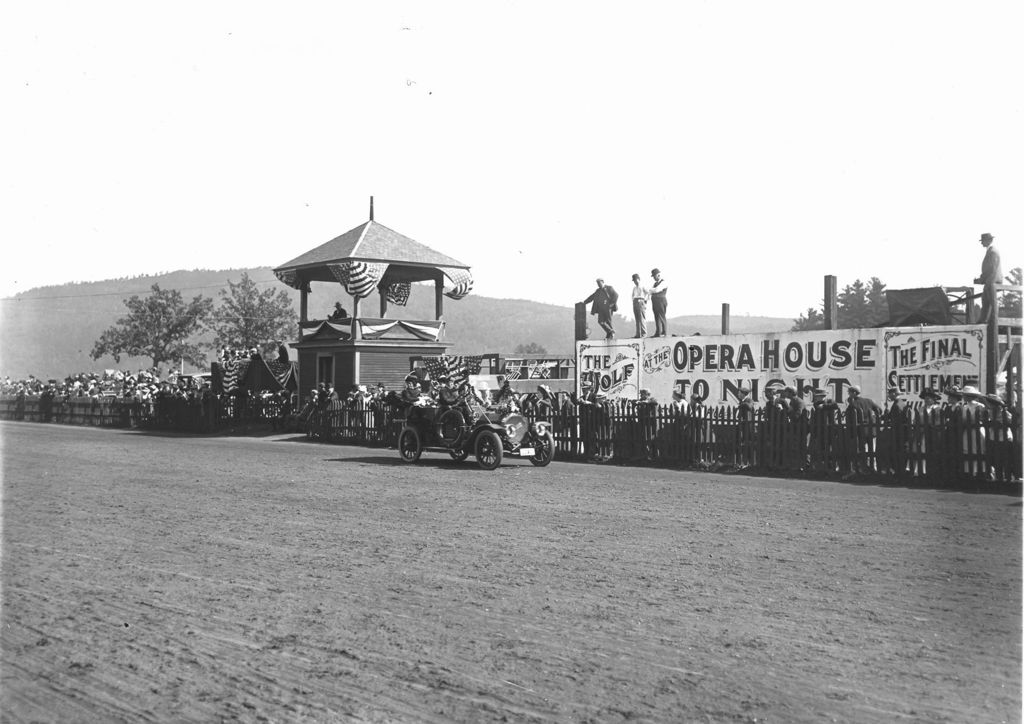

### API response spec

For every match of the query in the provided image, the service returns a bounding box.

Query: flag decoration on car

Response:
[421,355,484,387]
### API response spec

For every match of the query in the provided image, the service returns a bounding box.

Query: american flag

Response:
[421,355,484,387]
[328,261,388,299]
[385,282,411,306]
[216,359,249,393]
[443,268,474,300]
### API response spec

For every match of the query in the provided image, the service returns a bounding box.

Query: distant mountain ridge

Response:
[0,268,794,379]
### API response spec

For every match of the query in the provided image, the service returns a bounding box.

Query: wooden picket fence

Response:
[2,394,1019,485]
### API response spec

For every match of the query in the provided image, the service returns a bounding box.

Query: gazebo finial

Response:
[369,196,374,221]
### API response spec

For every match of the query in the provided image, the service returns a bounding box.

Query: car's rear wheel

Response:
[529,430,555,467]
[398,427,422,463]
[475,431,503,470]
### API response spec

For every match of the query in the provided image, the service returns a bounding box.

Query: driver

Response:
[496,377,520,413]
[433,373,459,408]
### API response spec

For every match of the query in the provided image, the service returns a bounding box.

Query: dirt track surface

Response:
[1,421,1020,723]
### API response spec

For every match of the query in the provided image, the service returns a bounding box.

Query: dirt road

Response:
[1,421,1020,722]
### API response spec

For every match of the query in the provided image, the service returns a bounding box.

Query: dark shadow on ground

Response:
[325,454,531,471]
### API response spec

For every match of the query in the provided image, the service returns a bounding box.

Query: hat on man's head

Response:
[919,387,940,400]
[962,385,982,398]
[985,393,1006,407]
[848,385,862,395]
[651,268,661,275]
[980,233,994,243]
[631,273,640,281]
[738,384,751,393]
[944,385,963,399]
[812,388,827,399]
[404,373,419,383]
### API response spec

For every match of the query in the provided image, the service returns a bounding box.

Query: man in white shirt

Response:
[650,268,669,337]
[630,273,649,338]
[974,232,1003,324]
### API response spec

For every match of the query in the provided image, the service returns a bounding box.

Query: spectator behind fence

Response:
[846,385,882,475]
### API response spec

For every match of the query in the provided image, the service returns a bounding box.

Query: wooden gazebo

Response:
[273,202,473,395]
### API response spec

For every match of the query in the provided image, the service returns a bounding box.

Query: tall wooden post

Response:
[300,287,308,322]
[379,290,388,317]
[721,303,730,335]
[435,277,444,320]
[824,275,838,330]
[986,285,998,394]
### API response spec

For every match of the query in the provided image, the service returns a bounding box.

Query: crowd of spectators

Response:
[1,368,199,402]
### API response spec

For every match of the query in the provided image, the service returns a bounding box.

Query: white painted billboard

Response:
[576,325,985,404]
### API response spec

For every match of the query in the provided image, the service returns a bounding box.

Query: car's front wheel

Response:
[529,430,555,467]
[398,427,422,463]
[475,431,503,470]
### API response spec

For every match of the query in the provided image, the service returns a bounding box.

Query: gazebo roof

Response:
[275,220,469,284]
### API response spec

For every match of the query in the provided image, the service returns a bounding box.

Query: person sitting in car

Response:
[400,374,428,408]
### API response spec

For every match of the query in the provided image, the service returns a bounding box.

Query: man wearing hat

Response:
[763,381,786,414]
[630,273,650,338]
[650,268,669,337]
[846,385,883,474]
[974,233,1002,324]
[582,278,619,340]
[573,376,603,460]
[807,388,840,474]
[736,384,755,420]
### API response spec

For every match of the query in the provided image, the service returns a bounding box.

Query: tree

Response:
[514,342,548,355]
[999,267,1022,319]
[206,272,298,350]
[91,284,214,368]
[791,307,825,331]
[791,277,889,330]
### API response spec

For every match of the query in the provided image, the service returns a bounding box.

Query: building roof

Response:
[275,220,468,274]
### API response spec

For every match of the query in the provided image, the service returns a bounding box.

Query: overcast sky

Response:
[2,1,1020,318]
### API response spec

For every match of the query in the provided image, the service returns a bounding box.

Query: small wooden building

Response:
[273,207,473,397]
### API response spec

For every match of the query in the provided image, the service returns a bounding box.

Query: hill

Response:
[0,268,794,379]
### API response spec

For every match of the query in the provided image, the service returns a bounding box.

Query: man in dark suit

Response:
[974,232,1002,324]
[846,385,883,474]
[582,278,619,339]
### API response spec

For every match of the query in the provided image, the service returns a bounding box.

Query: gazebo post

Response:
[300,287,308,322]
[435,276,444,320]
[379,289,388,318]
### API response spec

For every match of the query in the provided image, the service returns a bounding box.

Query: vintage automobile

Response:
[397,398,555,470]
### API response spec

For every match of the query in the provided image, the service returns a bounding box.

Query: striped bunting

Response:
[385,282,411,306]
[218,359,249,393]
[327,261,388,299]
[441,268,474,300]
